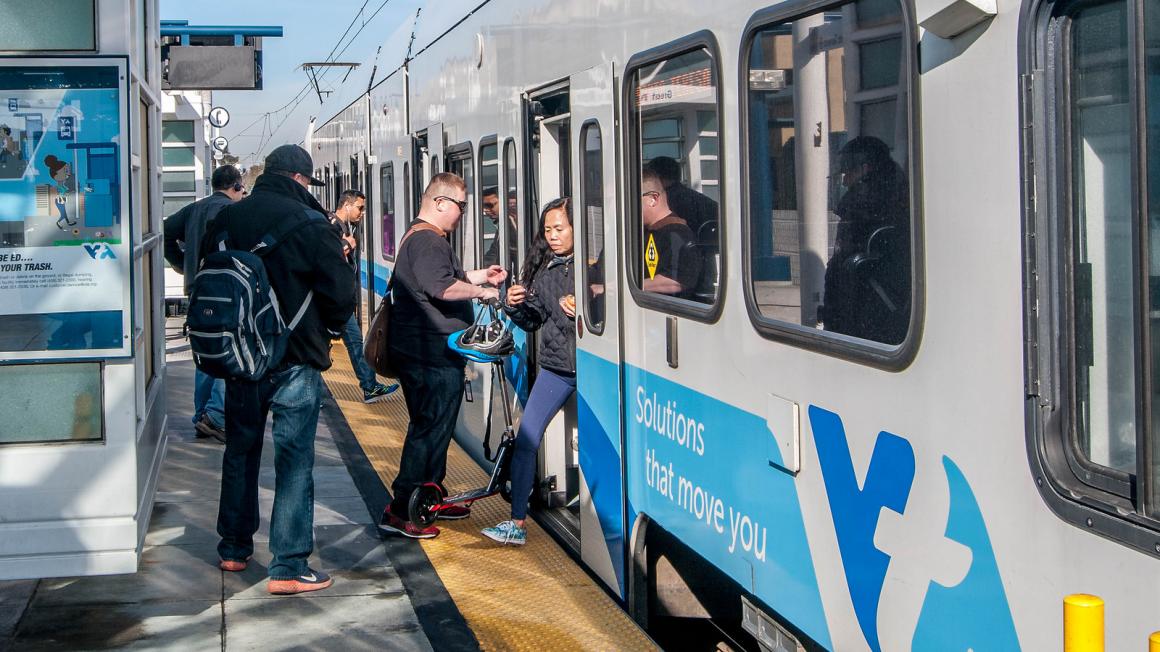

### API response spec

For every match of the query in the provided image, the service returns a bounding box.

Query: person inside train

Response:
[641,168,703,300]
[482,185,518,268]
[644,155,718,236]
[819,135,911,344]
[481,197,576,546]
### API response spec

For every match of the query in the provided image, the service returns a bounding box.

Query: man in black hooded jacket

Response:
[199,144,355,596]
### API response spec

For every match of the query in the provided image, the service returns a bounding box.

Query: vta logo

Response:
[83,243,116,260]
[809,406,1020,651]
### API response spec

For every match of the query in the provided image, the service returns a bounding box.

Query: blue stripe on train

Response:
[623,364,832,649]
[576,350,626,596]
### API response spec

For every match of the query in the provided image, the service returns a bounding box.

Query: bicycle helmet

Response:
[448,304,515,363]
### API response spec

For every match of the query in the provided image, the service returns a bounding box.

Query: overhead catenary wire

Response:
[237,0,395,165]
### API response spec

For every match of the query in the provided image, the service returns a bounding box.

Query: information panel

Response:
[0,58,131,360]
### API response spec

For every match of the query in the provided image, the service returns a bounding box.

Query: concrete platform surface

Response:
[0,319,471,652]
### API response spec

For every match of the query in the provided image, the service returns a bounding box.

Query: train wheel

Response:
[409,483,442,528]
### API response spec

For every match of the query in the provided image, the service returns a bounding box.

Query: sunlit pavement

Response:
[0,318,463,651]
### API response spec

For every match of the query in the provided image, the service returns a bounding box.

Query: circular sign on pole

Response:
[212,136,229,153]
[208,106,230,129]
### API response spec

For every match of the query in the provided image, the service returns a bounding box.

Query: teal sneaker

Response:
[481,520,526,546]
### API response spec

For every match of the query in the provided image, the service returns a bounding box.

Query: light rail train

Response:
[306,0,1160,648]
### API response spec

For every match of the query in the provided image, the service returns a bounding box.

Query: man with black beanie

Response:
[200,144,355,595]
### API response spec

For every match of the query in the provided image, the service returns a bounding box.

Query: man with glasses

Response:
[380,172,506,539]
[329,189,399,403]
[641,167,702,300]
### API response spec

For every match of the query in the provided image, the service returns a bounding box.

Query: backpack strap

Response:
[386,221,447,295]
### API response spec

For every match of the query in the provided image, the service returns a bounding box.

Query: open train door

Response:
[570,61,626,598]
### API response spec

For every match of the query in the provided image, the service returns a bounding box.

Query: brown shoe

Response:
[267,569,334,595]
[219,558,248,572]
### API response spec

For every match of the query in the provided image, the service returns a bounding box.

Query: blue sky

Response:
[159,0,420,167]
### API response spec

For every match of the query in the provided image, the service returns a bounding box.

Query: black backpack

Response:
[187,219,314,381]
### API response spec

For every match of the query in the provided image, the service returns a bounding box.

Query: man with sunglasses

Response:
[380,172,507,539]
[163,164,246,443]
[640,167,702,300]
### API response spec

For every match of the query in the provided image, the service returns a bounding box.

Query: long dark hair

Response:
[519,197,572,285]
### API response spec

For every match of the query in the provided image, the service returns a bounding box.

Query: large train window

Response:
[478,138,501,267]
[580,121,606,333]
[503,138,520,277]
[625,35,724,319]
[381,162,396,260]
[1026,0,1160,545]
[741,0,918,366]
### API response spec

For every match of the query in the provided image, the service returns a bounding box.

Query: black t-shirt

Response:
[388,226,473,367]
[649,219,702,299]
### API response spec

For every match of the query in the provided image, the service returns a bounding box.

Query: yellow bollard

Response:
[1149,631,1160,652]
[1063,594,1104,652]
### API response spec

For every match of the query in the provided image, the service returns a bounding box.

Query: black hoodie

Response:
[199,173,356,371]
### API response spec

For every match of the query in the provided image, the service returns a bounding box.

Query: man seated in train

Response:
[641,168,702,300]
[820,136,911,344]
[644,155,718,236]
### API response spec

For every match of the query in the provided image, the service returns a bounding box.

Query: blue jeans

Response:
[193,368,225,428]
[217,364,322,579]
[341,313,379,393]
[509,368,576,521]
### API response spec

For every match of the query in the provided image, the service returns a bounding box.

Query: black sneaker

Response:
[194,414,226,444]
[363,383,399,404]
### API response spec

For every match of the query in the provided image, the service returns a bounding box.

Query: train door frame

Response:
[523,80,580,546]
[364,155,377,315]
[445,142,474,269]
[569,61,628,598]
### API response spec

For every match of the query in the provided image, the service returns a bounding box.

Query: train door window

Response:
[479,139,501,267]
[503,138,520,276]
[741,0,917,364]
[580,121,606,332]
[381,162,396,260]
[1026,0,1160,543]
[626,40,723,316]
[446,146,473,267]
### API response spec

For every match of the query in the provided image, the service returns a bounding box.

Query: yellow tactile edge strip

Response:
[323,347,658,652]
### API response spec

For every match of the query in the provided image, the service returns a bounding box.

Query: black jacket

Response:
[199,173,356,371]
[505,255,575,374]
[163,191,234,294]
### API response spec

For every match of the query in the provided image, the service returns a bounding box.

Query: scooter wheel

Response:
[409,483,443,528]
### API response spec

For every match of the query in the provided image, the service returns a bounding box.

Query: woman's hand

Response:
[560,294,576,318]
[506,284,527,306]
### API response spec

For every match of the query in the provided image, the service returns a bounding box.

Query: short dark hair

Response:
[211,165,242,191]
[481,186,499,198]
[338,189,365,208]
[644,156,681,186]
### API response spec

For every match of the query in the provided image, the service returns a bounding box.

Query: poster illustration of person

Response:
[43,154,77,230]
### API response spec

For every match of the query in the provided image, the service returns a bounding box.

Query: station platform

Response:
[0,319,658,651]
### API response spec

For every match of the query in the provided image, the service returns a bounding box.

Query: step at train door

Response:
[570,62,626,598]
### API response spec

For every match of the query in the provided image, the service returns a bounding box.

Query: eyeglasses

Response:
[435,195,468,213]
[641,191,660,199]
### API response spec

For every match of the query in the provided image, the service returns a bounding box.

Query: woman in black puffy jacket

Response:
[481,197,574,546]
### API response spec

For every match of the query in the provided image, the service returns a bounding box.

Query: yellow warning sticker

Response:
[645,233,659,279]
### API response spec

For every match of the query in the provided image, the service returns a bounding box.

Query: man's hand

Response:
[484,264,507,286]
[342,234,356,251]
[479,286,500,302]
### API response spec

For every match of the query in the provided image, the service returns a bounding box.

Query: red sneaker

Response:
[378,510,439,539]
[436,504,471,520]
[267,568,334,595]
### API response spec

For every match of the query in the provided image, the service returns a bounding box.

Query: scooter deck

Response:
[443,487,494,504]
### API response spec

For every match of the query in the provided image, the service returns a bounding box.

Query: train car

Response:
[308,0,1160,648]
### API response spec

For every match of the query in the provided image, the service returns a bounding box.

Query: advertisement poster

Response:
[0,58,131,360]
